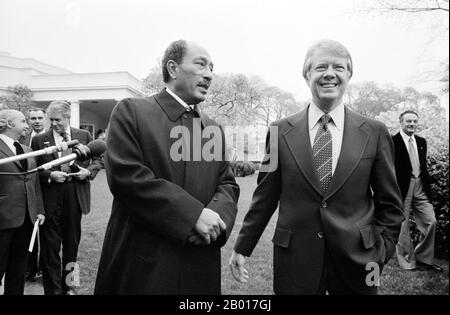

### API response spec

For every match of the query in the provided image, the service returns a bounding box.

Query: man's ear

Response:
[167,60,178,80]
[6,119,14,128]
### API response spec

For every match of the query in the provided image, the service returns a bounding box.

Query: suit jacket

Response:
[19,132,32,147]
[0,138,44,230]
[31,128,103,216]
[234,106,404,294]
[20,130,46,147]
[94,89,239,294]
[392,132,432,202]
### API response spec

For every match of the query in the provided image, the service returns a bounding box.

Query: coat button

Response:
[317,232,324,239]
[321,201,327,208]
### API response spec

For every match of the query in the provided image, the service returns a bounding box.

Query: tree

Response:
[375,87,448,154]
[363,0,449,94]
[142,65,164,96]
[371,0,449,13]
[344,81,403,118]
[0,84,34,114]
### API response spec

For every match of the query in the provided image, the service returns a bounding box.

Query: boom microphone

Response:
[35,139,106,172]
[0,140,79,166]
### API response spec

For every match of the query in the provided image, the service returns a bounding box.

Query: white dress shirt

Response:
[400,130,419,156]
[308,102,345,175]
[0,134,17,154]
[53,128,71,158]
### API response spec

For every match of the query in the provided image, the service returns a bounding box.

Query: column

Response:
[69,100,80,128]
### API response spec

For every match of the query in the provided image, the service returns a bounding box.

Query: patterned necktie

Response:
[313,114,333,192]
[13,141,28,171]
[60,131,72,173]
[408,137,421,177]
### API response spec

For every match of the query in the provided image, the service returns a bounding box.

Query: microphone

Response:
[35,139,106,172]
[0,140,79,166]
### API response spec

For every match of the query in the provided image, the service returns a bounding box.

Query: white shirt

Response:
[308,102,345,175]
[166,87,194,111]
[400,130,419,156]
[0,134,17,154]
[53,128,71,158]
[27,130,45,146]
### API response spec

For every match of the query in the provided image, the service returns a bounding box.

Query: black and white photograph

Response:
[0,0,448,300]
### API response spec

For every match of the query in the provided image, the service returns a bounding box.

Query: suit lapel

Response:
[0,138,23,170]
[42,131,59,160]
[71,128,81,142]
[283,106,323,196]
[325,108,369,199]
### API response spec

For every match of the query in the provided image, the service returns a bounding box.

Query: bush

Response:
[410,147,449,259]
[230,161,256,177]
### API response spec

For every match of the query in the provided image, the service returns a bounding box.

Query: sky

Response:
[0,0,448,105]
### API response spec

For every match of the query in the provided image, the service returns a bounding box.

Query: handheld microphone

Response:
[35,139,106,172]
[0,140,80,166]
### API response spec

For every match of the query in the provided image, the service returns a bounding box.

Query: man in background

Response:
[0,109,45,294]
[393,110,443,272]
[32,101,103,295]
[20,107,47,282]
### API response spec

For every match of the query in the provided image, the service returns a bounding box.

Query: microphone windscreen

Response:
[66,139,80,148]
[87,139,107,156]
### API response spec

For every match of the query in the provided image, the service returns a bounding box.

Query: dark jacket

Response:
[0,139,44,230]
[234,106,404,294]
[31,128,103,216]
[94,89,239,294]
[392,132,432,202]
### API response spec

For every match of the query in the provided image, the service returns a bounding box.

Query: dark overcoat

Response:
[94,89,239,294]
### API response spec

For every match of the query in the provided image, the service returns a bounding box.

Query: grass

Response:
[24,170,449,295]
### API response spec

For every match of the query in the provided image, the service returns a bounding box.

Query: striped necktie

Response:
[313,114,333,192]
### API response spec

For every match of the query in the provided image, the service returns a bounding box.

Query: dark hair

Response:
[161,40,187,83]
[399,110,419,121]
[302,39,353,80]
[28,107,46,115]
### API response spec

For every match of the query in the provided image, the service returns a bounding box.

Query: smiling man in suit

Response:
[0,109,45,295]
[229,39,404,295]
[31,101,103,295]
[20,107,47,283]
[393,110,443,272]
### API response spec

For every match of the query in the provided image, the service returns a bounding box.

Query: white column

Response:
[69,100,80,128]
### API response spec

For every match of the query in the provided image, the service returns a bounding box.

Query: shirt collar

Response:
[53,127,71,138]
[166,87,194,111]
[31,129,45,137]
[0,134,17,153]
[309,101,345,131]
[400,130,415,143]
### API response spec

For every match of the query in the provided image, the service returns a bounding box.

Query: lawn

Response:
[16,170,448,295]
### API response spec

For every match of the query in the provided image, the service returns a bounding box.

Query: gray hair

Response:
[302,39,353,80]
[46,100,71,118]
[0,109,24,133]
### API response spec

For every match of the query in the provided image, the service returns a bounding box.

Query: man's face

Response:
[28,110,45,133]
[306,49,350,111]
[172,43,214,104]
[48,110,70,134]
[10,112,29,139]
[400,113,419,136]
